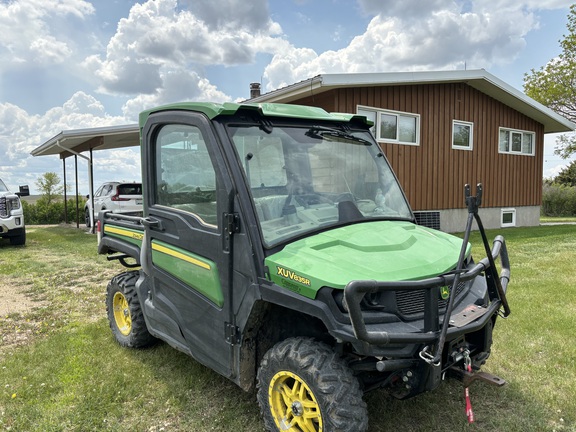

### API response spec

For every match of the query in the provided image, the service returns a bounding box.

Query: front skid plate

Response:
[450,304,490,327]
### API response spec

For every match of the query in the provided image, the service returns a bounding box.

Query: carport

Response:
[31,124,140,231]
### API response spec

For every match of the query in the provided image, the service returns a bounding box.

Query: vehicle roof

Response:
[98,181,141,185]
[138,102,373,128]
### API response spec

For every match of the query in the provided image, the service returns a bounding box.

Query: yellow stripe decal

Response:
[151,243,211,270]
[105,225,144,241]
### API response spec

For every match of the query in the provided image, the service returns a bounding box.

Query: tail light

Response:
[96,220,102,244]
[111,186,129,201]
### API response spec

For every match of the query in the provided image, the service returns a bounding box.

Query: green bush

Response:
[541,183,576,216]
[23,197,84,225]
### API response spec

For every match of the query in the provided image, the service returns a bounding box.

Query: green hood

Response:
[265,221,467,299]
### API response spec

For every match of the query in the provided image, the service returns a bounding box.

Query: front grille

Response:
[0,197,7,218]
[396,281,467,316]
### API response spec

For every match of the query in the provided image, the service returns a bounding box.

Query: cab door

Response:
[140,111,234,377]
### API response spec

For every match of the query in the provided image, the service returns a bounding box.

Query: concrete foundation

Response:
[415,206,541,233]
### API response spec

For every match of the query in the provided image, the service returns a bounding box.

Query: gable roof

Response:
[248,69,575,134]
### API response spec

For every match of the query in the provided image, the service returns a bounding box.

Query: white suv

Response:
[85,182,143,227]
[0,179,28,245]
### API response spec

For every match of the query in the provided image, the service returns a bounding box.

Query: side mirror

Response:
[15,185,29,197]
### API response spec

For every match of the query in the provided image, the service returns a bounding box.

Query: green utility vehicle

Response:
[98,102,510,431]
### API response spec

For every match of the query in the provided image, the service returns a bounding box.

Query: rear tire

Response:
[106,270,155,348]
[257,337,368,432]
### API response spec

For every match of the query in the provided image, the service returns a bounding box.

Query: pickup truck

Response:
[0,179,28,245]
[97,101,510,431]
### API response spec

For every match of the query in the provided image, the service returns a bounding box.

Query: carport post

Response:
[62,159,68,225]
[75,155,79,228]
[89,148,94,233]
[55,140,94,232]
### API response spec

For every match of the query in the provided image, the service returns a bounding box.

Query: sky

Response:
[0,0,574,195]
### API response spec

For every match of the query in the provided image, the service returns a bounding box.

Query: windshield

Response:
[0,179,8,192]
[228,122,413,247]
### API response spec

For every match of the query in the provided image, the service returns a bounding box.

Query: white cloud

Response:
[263,46,321,91]
[263,1,558,91]
[359,0,572,18]
[359,0,450,19]
[85,54,164,94]
[0,92,128,193]
[0,0,94,67]
[121,70,231,120]
[89,148,142,184]
[180,0,274,32]
[86,0,283,96]
[29,36,73,64]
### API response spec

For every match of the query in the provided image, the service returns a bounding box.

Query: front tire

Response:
[9,228,26,246]
[106,271,155,348]
[257,337,368,432]
[84,208,91,228]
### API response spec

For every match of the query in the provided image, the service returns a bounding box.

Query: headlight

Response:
[334,289,389,313]
[7,196,21,212]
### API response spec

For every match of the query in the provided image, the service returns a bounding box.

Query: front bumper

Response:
[343,236,510,351]
[0,212,25,236]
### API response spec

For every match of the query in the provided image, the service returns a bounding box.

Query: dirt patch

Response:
[0,225,112,355]
[0,280,49,352]
[0,281,47,317]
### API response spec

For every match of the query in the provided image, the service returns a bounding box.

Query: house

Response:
[247,70,575,232]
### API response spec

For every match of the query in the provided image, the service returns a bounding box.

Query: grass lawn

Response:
[1,224,575,431]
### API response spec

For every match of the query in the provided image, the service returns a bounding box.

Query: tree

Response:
[524,4,576,159]
[554,160,576,187]
[35,172,64,205]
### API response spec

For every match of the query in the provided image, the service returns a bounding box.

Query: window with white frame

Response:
[501,208,516,227]
[452,120,474,150]
[357,106,420,146]
[499,128,535,155]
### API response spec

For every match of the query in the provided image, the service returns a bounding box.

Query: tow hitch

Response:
[448,346,506,388]
[449,366,507,388]
[448,349,506,424]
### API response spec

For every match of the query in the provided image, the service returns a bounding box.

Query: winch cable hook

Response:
[463,349,475,424]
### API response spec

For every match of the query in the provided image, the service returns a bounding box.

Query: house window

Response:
[452,120,474,150]
[499,128,535,155]
[501,208,516,227]
[358,106,420,146]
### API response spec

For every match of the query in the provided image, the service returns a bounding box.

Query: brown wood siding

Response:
[292,84,544,210]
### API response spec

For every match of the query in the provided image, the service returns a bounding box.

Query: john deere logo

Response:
[440,286,450,300]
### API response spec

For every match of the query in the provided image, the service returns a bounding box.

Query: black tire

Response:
[9,228,26,246]
[85,208,91,228]
[106,270,155,348]
[257,337,368,432]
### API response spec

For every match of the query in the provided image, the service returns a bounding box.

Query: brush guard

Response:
[344,183,511,362]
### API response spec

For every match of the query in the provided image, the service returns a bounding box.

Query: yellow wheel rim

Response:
[268,370,323,431]
[112,292,132,336]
